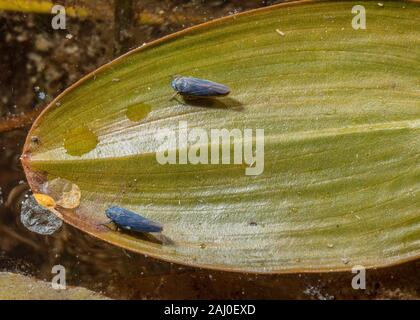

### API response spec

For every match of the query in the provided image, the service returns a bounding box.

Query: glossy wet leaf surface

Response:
[22,1,419,273]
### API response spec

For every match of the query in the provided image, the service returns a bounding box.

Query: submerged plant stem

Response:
[0,108,43,133]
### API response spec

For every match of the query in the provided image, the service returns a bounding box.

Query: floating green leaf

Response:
[22,1,420,273]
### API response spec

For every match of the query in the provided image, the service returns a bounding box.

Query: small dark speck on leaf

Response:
[31,136,40,144]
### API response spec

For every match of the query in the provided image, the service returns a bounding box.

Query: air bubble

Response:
[20,195,62,235]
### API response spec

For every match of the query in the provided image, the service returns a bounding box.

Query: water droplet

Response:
[126,102,151,122]
[42,178,81,209]
[64,125,98,156]
[33,193,56,208]
[20,195,62,235]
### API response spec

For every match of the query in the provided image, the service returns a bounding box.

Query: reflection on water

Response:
[0,0,419,300]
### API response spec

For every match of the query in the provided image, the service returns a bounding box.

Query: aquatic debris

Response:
[38,92,46,100]
[275,29,285,36]
[105,206,163,233]
[20,195,62,235]
[303,285,334,300]
[41,178,81,209]
[171,76,230,98]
